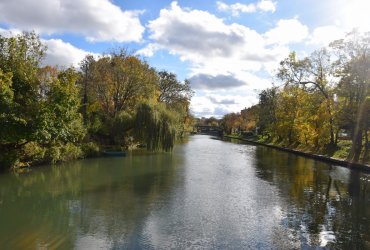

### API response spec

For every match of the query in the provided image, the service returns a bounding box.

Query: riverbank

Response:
[224,135,370,172]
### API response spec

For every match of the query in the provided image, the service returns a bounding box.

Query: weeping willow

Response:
[135,103,179,151]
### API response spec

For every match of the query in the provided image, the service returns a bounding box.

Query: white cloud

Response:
[190,93,259,118]
[0,28,96,67]
[136,44,160,57]
[217,0,276,16]
[43,39,98,67]
[306,0,370,47]
[257,0,277,12]
[139,1,304,117]
[140,2,289,77]
[264,18,309,45]
[0,27,22,37]
[191,95,229,118]
[189,72,271,117]
[146,1,252,61]
[0,0,144,42]
[308,25,345,46]
[332,0,370,32]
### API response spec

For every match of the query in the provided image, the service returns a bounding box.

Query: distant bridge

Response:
[194,125,223,136]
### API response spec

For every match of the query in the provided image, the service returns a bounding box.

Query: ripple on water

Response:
[0,135,369,249]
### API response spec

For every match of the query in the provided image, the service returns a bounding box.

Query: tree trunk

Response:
[326,99,336,146]
[348,98,367,162]
[82,86,88,124]
[348,125,363,162]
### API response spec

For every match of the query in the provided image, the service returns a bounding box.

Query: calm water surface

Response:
[0,135,369,249]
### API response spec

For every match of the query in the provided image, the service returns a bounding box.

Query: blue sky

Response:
[0,0,368,117]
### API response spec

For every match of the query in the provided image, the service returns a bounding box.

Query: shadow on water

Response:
[0,152,181,249]
[252,146,370,248]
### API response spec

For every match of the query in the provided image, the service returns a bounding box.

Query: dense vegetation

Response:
[1,31,368,169]
[0,32,193,170]
[221,31,369,164]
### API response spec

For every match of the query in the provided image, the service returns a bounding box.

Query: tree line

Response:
[0,32,193,170]
[221,31,369,164]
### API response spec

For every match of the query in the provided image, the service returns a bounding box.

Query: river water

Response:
[0,135,369,249]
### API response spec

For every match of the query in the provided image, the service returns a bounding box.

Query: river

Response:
[0,135,369,249]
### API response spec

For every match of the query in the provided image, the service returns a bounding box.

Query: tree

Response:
[135,103,178,151]
[0,33,86,169]
[277,50,337,146]
[78,51,159,145]
[275,86,300,145]
[0,69,15,148]
[38,67,85,144]
[257,87,278,138]
[331,31,370,162]
[157,71,193,135]
[222,113,243,134]
[79,54,96,123]
[0,32,46,168]
[157,71,193,105]
[81,51,158,119]
[240,105,259,131]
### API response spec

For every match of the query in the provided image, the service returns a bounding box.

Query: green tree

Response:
[78,51,159,145]
[79,54,96,124]
[157,71,193,135]
[0,32,46,168]
[38,67,85,144]
[135,102,178,151]
[257,87,278,138]
[0,33,86,169]
[157,71,193,105]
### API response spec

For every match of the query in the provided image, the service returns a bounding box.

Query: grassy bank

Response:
[224,134,370,171]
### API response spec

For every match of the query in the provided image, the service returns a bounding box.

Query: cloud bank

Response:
[189,74,246,90]
[0,0,145,42]
[138,2,305,92]
[136,1,311,116]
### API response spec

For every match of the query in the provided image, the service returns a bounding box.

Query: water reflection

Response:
[253,146,370,248]
[0,153,180,249]
[0,135,369,249]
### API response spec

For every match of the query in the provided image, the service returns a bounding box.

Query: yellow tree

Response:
[89,53,158,117]
[277,50,338,146]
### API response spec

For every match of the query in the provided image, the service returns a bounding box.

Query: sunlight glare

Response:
[342,0,370,31]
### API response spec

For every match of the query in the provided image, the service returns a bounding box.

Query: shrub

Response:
[61,143,83,162]
[81,142,100,157]
[22,142,46,164]
[45,145,61,164]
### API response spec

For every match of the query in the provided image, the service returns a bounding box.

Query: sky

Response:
[0,0,369,118]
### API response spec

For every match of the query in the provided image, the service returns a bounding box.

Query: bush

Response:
[241,131,254,138]
[22,142,46,164]
[61,143,83,162]
[81,142,100,157]
[45,143,83,164]
[45,145,61,164]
